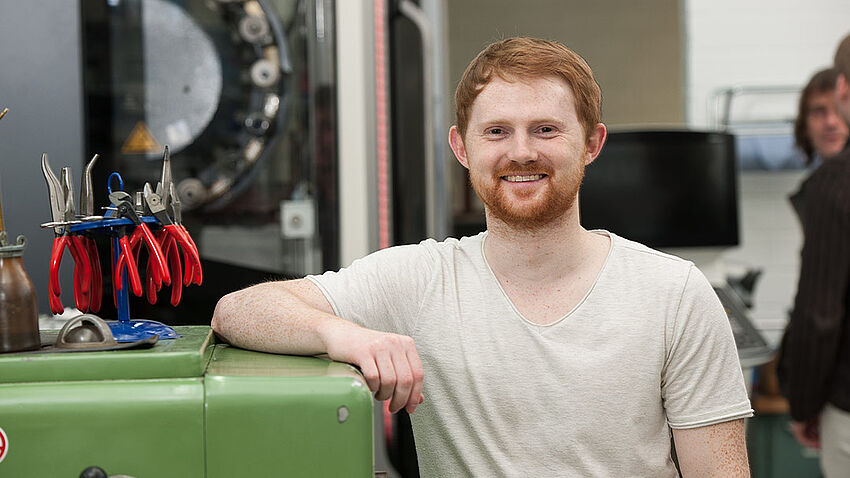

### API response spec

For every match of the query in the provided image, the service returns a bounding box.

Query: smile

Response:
[502,174,546,182]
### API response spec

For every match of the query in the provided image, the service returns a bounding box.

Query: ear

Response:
[583,123,607,165]
[449,125,470,170]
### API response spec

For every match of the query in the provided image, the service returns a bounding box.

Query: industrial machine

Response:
[0,326,375,477]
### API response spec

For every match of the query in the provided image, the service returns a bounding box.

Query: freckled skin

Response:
[672,419,750,477]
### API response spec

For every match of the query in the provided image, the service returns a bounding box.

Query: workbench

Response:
[0,326,374,477]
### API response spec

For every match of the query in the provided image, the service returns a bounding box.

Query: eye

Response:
[536,125,558,136]
[485,127,505,136]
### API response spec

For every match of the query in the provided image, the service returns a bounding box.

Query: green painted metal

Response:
[0,378,205,477]
[0,327,375,476]
[0,326,213,384]
[205,346,374,477]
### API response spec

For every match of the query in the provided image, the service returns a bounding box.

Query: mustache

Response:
[493,163,554,177]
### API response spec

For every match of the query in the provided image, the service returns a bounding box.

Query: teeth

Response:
[504,174,544,182]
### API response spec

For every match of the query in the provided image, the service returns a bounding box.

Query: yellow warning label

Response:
[121,121,162,154]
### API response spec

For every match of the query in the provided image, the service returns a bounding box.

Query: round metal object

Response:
[244,114,271,136]
[176,178,209,210]
[238,15,269,43]
[141,0,223,156]
[250,59,280,88]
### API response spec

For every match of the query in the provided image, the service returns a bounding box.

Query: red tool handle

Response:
[49,236,68,298]
[166,235,183,306]
[85,237,102,313]
[137,222,170,286]
[68,236,92,312]
[166,224,202,286]
[114,236,143,296]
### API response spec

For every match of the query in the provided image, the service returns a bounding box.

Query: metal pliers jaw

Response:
[110,191,170,296]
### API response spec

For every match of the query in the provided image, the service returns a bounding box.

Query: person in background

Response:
[212,37,752,476]
[779,34,850,477]
[789,67,850,223]
[794,68,850,166]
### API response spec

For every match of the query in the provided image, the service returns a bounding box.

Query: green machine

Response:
[0,326,374,477]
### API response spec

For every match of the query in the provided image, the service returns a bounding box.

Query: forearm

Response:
[211,279,349,355]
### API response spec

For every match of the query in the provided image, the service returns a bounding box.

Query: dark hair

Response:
[454,37,601,140]
[794,68,840,164]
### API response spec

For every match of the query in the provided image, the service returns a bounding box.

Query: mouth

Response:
[502,174,547,182]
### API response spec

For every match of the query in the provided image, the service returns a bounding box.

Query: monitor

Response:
[579,130,739,248]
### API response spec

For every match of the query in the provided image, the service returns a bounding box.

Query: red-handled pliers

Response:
[109,191,169,297]
[147,228,183,306]
[79,154,103,312]
[144,182,202,287]
[42,154,92,315]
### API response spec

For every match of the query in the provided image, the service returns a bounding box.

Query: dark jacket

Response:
[779,150,850,422]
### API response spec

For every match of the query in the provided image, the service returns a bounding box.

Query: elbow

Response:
[211,292,237,338]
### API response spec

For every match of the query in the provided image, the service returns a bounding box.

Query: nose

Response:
[825,109,844,129]
[507,131,538,163]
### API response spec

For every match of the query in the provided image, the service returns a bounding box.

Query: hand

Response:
[323,322,425,414]
[790,419,820,449]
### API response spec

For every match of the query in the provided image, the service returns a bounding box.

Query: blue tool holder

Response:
[68,217,180,342]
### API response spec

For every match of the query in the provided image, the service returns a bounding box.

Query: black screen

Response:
[579,130,739,248]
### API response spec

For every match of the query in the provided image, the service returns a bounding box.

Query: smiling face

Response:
[806,90,849,159]
[450,76,605,230]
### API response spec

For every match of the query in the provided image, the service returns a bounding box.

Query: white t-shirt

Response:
[308,231,752,477]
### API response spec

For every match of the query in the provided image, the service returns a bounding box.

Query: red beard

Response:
[470,161,585,230]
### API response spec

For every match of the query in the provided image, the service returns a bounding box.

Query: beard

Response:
[470,159,585,230]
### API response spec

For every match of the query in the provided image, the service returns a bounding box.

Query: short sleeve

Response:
[661,265,753,428]
[306,242,436,337]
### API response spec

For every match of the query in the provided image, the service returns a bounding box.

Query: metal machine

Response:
[0,326,375,477]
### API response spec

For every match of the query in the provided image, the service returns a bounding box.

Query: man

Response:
[780,33,850,477]
[212,37,752,476]
[793,67,850,168]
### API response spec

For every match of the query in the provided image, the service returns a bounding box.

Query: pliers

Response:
[79,154,103,312]
[110,191,169,297]
[42,154,92,315]
[141,148,203,305]
[143,182,202,300]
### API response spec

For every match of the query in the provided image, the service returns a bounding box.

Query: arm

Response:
[672,419,750,477]
[212,278,424,413]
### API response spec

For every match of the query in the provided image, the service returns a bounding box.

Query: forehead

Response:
[468,76,578,122]
[808,90,837,108]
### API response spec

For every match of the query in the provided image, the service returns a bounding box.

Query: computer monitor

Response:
[579,130,739,248]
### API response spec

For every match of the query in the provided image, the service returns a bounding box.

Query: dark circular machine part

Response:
[138,0,292,211]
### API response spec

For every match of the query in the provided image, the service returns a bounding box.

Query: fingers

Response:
[351,333,424,414]
[404,345,425,414]
[374,350,397,402]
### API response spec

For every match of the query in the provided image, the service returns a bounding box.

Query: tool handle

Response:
[115,236,143,296]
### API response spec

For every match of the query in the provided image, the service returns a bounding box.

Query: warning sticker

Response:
[0,426,7,463]
[121,121,162,154]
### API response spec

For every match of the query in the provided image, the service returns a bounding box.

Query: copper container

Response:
[0,233,40,353]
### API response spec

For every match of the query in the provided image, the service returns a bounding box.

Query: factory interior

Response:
[0,0,849,476]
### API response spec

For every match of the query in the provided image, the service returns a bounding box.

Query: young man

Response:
[793,67,849,167]
[780,33,850,477]
[212,37,752,476]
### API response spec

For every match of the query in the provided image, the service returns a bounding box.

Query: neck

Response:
[483,205,603,283]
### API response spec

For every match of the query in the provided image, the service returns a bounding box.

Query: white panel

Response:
[336,0,376,266]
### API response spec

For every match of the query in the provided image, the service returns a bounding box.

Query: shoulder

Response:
[801,153,850,213]
[414,232,485,260]
[807,152,850,189]
[609,233,694,275]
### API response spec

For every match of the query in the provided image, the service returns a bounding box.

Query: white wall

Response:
[685,0,850,127]
[684,1,850,345]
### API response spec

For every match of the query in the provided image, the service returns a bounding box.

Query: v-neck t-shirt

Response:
[308,231,752,477]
